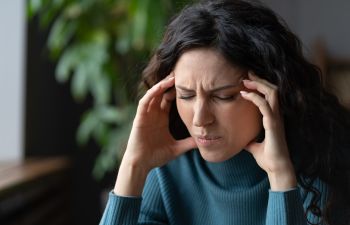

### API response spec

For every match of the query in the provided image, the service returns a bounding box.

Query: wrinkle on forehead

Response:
[173,48,245,91]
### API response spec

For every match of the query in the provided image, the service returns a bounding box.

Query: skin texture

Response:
[174,48,262,162]
[114,48,297,196]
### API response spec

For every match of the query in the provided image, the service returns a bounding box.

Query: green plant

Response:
[28,0,190,179]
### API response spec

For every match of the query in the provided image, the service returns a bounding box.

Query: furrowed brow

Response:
[175,83,241,93]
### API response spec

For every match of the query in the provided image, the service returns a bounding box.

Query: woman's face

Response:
[174,48,262,162]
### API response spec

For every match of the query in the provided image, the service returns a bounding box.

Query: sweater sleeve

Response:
[99,169,168,225]
[99,194,142,225]
[265,178,329,225]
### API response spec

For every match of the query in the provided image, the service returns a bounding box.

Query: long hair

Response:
[141,0,350,224]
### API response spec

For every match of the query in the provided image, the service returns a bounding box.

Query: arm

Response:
[99,170,168,225]
[99,193,142,225]
[241,72,327,224]
[114,74,195,197]
[241,72,297,191]
[99,74,195,225]
[266,188,306,225]
[266,178,329,225]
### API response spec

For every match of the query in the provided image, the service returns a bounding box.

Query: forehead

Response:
[173,48,244,85]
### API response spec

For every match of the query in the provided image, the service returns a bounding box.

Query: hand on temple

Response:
[241,72,297,191]
[114,74,196,196]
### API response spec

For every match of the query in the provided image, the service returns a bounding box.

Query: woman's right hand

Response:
[114,74,196,196]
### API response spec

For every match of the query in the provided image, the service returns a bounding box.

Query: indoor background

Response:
[1,0,349,225]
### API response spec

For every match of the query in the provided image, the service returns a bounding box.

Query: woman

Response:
[100,0,350,224]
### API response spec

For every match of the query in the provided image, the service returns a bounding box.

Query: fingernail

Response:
[240,91,248,95]
[242,79,251,83]
[165,73,174,79]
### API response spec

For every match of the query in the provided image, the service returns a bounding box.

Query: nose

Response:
[193,99,215,127]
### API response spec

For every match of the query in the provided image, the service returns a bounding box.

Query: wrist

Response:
[267,164,297,191]
[114,158,150,196]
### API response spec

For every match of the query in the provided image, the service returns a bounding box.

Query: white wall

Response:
[0,1,25,161]
[263,0,350,58]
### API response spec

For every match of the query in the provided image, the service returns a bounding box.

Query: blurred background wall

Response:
[265,0,350,57]
[0,1,25,161]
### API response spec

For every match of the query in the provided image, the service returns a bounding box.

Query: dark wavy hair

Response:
[140,0,350,224]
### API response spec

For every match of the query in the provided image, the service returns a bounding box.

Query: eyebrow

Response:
[175,83,241,93]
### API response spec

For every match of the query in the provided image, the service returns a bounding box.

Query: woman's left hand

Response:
[240,71,297,191]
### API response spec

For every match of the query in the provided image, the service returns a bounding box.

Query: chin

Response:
[197,147,242,163]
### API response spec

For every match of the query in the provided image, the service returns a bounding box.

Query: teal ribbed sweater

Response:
[99,150,328,225]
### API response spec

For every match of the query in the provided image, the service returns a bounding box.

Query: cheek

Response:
[239,104,262,137]
[223,102,262,139]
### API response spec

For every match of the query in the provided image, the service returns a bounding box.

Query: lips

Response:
[195,135,221,147]
[197,135,220,140]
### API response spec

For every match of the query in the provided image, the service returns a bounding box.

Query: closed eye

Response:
[214,94,239,101]
[178,95,194,100]
[215,96,234,100]
[178,95,239,101]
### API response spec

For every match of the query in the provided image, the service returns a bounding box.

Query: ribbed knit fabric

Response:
[99,150,328,225]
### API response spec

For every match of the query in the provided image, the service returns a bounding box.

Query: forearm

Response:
[266,163,305,224]
[114,157,150,196]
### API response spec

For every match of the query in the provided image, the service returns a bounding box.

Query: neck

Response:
[194,150,266,189]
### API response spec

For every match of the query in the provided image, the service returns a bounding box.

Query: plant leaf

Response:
[71,63,89,101]
[76,110,99,145]
[47,16,77,56]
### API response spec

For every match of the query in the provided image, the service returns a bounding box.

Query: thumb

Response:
[174,137,197,156]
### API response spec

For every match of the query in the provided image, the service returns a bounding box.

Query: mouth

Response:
[196,135,221,147]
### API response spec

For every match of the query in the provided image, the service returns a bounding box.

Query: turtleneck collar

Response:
[194,149,267,189]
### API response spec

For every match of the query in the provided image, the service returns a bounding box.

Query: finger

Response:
[240,91,275,128]
[243,79,277,105]
[243,76,279,113]
[245,72,278,97]
[248,71,276,89]
[161,87,176,112]
[173,137,197,156]
[138,76,175,115]
[148,74,176,112]
[147,95,162,112]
